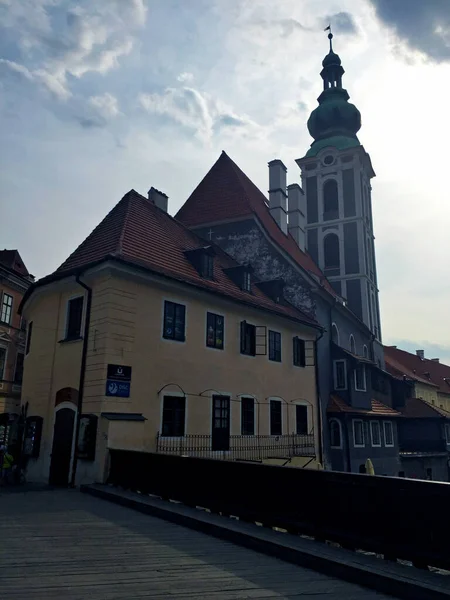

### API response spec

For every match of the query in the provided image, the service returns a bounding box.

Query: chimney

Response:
[431,358,440,363]
[287,183,306,252]
[268,159,288,235]
[416,349,424,360]
[148,187,168,212]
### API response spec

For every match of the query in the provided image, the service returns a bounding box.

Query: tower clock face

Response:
[323,155,335,165]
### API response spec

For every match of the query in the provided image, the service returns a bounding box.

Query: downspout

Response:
[70,274,93,488]
[314,328,325,466]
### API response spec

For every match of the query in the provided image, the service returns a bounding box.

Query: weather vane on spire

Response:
[324,24,333,51]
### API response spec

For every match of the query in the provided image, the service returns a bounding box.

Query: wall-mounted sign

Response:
[105,364,132,398]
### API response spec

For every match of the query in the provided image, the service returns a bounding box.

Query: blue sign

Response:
[105,380,130,398]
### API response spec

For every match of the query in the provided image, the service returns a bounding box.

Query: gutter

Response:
[70,274,93,488]
[314,328,324,466]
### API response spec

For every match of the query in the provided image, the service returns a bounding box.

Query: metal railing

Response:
[156,433,315,461]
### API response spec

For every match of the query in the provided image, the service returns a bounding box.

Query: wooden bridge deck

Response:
[0,489,393,599]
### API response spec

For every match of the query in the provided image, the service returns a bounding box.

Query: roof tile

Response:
[327,395,401,417]
[384,346,450,395]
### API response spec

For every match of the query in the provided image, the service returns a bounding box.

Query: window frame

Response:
[163,300,186,342]
[354,363,367,391]
[201,253,214,279]
[370,420,381,447]
[383,421,394,447]
[331,322,340,345]
[268,330,282,362]
[240,320,256,356]
[240,396,255,436]
[206,312,224,350]
[242,271,252,292]
[25,321,33,355]
[329,419,342,449]
[64,295,84,341]
[0,346,7,381]
[323,233,340,270]
[293,337,306,367]
[269,398,283,436]
[333,359,347,390]
[363,344,368,358]
[349,334,356,354]
[0,292,13,325]
[295,404,308,435]
[353,419,365,448]
[161,394,186,438]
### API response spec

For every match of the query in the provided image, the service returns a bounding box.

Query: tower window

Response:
[349,334,356,354]
[323,234,340,272]
[323,179,339,221]
[331,323,340,345]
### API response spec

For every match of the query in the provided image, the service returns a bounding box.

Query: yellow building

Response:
[20,188,322,486]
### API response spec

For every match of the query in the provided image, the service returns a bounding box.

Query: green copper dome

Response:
[305,34,362,158]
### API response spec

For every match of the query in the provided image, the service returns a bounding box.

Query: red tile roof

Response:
[399,396,450,419]
[327,395,401,417]
[384,346,450,395]
[175,152,337,298]
[0,249,29,277]
[54,189,319,327]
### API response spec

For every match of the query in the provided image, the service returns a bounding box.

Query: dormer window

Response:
[255,278,285,303]
[184,247,215,280]
[223,265,254,293]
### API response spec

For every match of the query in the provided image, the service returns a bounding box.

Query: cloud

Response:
[139,84,263,143]
[368,0,450,62]
[0,0,147,99]
[324,12,358,35]
[75,92,120,127]
[177,72,194,83]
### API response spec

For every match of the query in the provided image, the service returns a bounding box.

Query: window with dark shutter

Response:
[293,337,306,367]
[268,331,281,362]
[66,296,84,339]
[26,321,33,355]
[241,397,255,435]
[14,353,24,384]
[270,400,282,435]
[162,396,186,436]
[295,405,308,435]
[206,312,224,349]
[163,301,186,342]
[240,321,256,356]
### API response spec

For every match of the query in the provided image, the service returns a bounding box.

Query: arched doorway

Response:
[49,405,76,486]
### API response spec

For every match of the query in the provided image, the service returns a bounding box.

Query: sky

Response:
[1,0,450,363]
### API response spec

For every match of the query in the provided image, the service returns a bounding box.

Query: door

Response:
[211,395,230,451]
[49,408,75,486]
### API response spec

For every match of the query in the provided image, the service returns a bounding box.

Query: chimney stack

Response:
[287,183,306,252]
[148,187,168,212]
[416,349,425,360]
[268,159,288,235]
[430,358,440,363]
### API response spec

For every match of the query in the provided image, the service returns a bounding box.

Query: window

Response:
[323,234,340,270]
[331,323,340,345]
[363,345,368,359]
[349,334,356,354]
[201,253,214,279]
[445,423,450,444]
[354,364,366,391]
[334,360,347,390]
[323,179,339,220]
[383,421,394,447]
[329,419,342,448]
[240,321,256,356]
[241,397,255,435]
[370,421,381,447]
[0,347,6,380]
[293,337,306,367]
[206,312,224,349]
[270,400,282,435]
[268,330,281,362]
[295,405,308,435]
[26,321,33,355]
[65,296,84,340]
[242,271,251,292]
[426,468,433,481]
[163,301,186,342]
[161,396,186,437]
[353,419,365,447]
[14,353,24,384]
[1,293,13,324]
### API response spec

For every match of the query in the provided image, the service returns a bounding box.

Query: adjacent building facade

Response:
[20,188,322,486]
[0,250,33,449]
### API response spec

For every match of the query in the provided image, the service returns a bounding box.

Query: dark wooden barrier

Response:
[108,449,450,571]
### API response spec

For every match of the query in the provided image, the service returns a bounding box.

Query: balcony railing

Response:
[156,433,315,461]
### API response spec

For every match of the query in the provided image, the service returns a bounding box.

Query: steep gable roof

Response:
[176,151,337,297]
[399,396,450,419]
[0,249,29,277]
[384,346,450,395]
[43,190,319,328]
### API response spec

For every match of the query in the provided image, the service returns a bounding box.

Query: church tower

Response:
[296,33,382,341]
